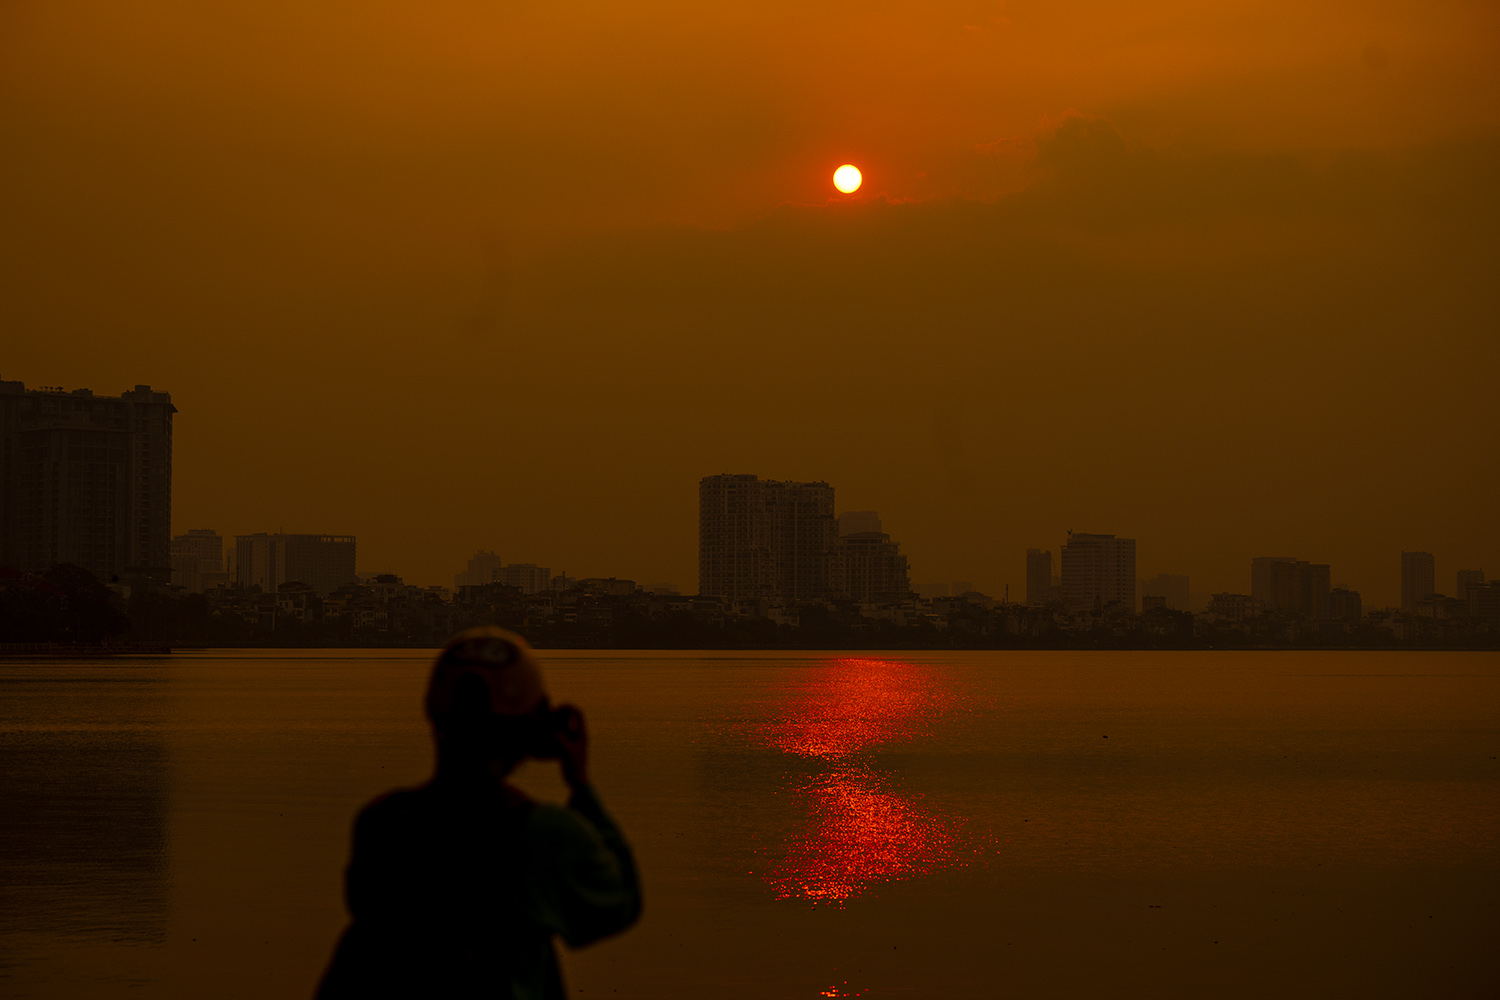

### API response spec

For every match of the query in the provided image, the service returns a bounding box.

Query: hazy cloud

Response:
[3,0,1497,599]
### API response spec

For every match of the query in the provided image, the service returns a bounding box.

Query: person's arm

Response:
[529,706,642,946]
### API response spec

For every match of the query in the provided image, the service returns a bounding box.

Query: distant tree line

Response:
[2,564,1496,651]
[0,564,130,642]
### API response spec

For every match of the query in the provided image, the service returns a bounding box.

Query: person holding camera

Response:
[317,627,641,999]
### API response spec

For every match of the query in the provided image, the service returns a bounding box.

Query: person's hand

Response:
[554,704,589,789]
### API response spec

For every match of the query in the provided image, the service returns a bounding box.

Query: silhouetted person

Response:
[317,627,640,999]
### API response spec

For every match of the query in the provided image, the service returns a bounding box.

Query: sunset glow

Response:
[2,0,1498,993]
[0,0,1493,600]
[833,164,862,193]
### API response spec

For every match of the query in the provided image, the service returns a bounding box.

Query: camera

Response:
[525,704,574,760]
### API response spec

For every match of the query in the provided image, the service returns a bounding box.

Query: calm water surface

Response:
[1,649,1497,998]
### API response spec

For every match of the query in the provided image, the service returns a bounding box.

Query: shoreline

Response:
[0,641,174,656]
[4,641,1494,656]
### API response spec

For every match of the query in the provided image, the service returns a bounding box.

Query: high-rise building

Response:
[1456,569,1485,602]
[0,379,175,586]
[1400,551,1435,611]
[834,509,910,601]
[1060,533,1135,611]
[454,553,553,593]
[1139,572,1190,612]
[839,531,911,601]
[1250,557,1331,618]
[698,474,841,599]
[235,533,356,595]
[1469,581,1500,623]
[1328,587,1363,620]
[171,528,228,593]
[455,550,505,589]
[500,563,551,594]
[1025,549,1052,606]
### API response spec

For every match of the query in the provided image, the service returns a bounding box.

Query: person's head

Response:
[426,627,550,774]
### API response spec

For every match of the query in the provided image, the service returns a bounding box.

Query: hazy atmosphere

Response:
[5,0,1497,601]
[5,7,1499,998]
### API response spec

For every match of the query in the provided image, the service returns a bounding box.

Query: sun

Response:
[833,164,862,194]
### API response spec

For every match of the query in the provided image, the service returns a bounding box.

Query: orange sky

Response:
[4,0,1497,602]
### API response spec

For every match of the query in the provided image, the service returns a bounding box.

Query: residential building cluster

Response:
[688,474,1497,642]
[697,474,910,602]
[453,551,563,595]
[0,379,1494,648]
[1193,549,1498,641]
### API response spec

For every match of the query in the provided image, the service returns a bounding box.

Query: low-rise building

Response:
[1206,593,1261,622]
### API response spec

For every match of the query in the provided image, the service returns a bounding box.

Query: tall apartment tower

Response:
[0,379,175,585]
[1328,587,1363,620]
[1456,569,1485,602]
[1250,557,1331,618]
[171,528,227,593]
[836,509,910,601]
[1400,551,1435,611]
[1026,549,1052,606]
[839,532,911,602]
[1060,533,1136,611]
[236,533,356,595]
[698,474,842,599]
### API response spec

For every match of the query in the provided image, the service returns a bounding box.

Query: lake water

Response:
[1,649,1497,998]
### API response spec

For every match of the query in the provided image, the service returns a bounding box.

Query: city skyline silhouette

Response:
[1,376,1491,614]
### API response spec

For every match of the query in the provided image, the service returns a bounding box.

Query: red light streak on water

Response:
[769,767,960,903]
[753,657,973,904]
[761,657,958,760]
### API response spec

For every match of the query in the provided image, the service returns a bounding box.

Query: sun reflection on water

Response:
[749,657,975,905]
[769,766,960,902]
[762,657,957,761]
